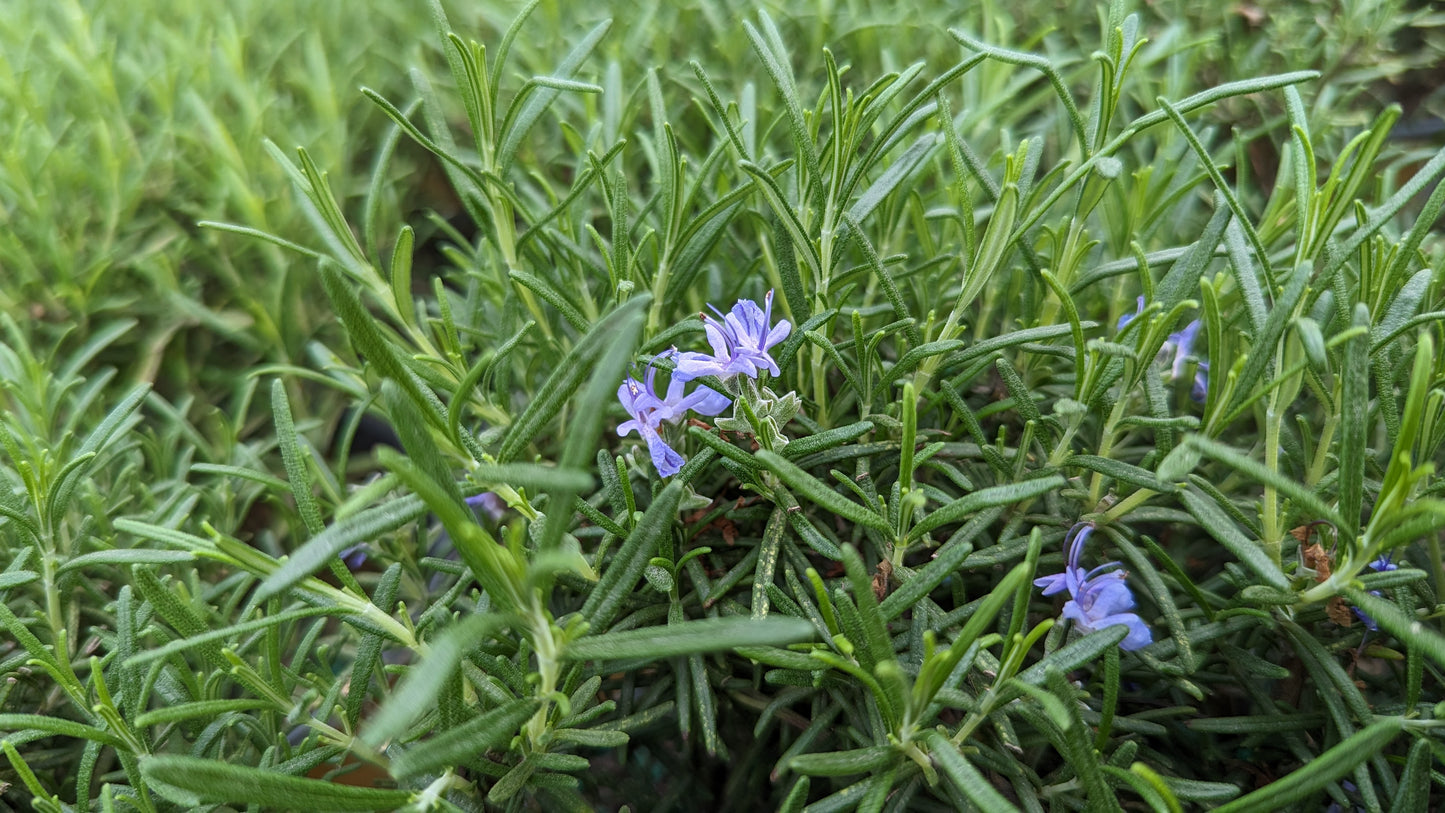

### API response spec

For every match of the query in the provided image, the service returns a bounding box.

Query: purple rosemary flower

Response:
[1164,320,1203,379]
[1116,296,1146,332]
[1352,554,1399,631]
[1034,523,1152,651]
[1115,297,1208,402]
[465,492,506,522]
[617,357,730,477]
[674,290,792,381]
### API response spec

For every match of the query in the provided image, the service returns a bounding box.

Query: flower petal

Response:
[641,426,686,477]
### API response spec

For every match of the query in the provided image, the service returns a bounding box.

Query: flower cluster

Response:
[616,357,731,477]
[1034,523,1152,651]
[617,292,791,476]
[675,291,792,380]
[1117,296,1208,401]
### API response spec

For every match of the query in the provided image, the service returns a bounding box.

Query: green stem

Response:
[524,603,562,750]
[1103,487,1158,523]
[1089,391,1131,505]
[1262,404,1283,564]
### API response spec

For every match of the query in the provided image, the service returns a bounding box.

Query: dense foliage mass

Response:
[3,0,1445,810]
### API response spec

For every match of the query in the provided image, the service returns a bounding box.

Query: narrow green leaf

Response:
[537,299,642,553]
[1178,487,1289,589]
[1343,586,1445,670]
[190,463,292,492]
[951,323,1080,370]
[879,508,999,620]
[551,728,629,748]
[787,746,896,778]
[1159,98,1275,291]
[582,479,684,631]
[755,450,891,532]
[1070,455,1175,493]
[1184,435,1347,533]
[254,495,427,602]
[841,545,895,671]
[58,550,196,575]
[499,295,649,463]
[1223,260,1311,423]
[1213,719,1403,813]
[382,449,523,612]
[0,571,37,590]
[45,383,149,530]
[782,420,875,460]
[925,732,1020,812]
[346,563,405,729]
[908,476,1064,541]
[1156,200,1231,311]
[1338,303,1371,531]
[740,160,823,282]
[0,715,126,749]
[780,776,811,813]
[127,606,340,667]
[389,698,540,780]
[1007,626,1129,697]
[845,213,923,346]
[950,31,1087,153]
[1224,220,1269,334]
[1390,737,1433,813]
[744,12,822,205]
[509,269,588,333]
[1324,143,1445,281]
[1046,668,1122,812]
[365,613,512,748]
[141,755,413,810]
[753,507,787,618]
[486,756,537,805]
[133,700,272,729]
[564,617,814,661]
[471,463,593,493]
[272,380,325,537]
[321,261,447,433]
[497,19,611,175]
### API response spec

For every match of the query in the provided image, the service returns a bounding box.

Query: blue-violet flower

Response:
[1034,523,1152,651]
[1116,297,1208,401]
[674,290,792,382]
[1352,554,1399,631]
[617,358,730,477]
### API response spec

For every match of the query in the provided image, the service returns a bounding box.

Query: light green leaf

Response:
[363,613,511,748]
[254,495,428,603]
[925,732,1020,812]
[787,746,896,778]
[1343,586,1445,670]
[58,550,196,575]
[564,617,814,661]
[499,295,649,464]
[908,476,1064,541]
[1178,487,1289,590]
[582,478,685,631]
[389,698,540,780]
[755,450,891,532]
[141,755,413,810]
